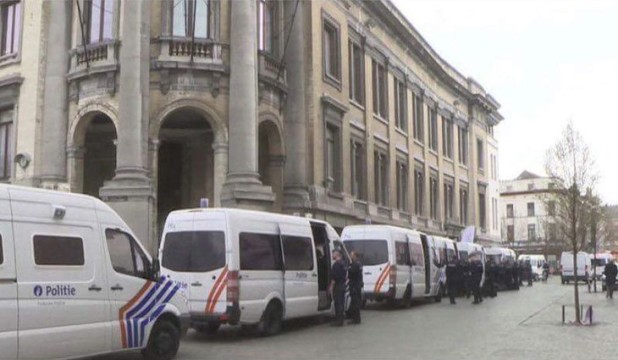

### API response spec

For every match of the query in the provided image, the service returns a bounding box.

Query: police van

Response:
[517,254,546,280]
[341,225,443,307]
[159,208,349,336]
[0,185,189,360]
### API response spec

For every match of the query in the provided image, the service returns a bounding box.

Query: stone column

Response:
[282,0,310,210]
[221,0,274,209]
[100,0,156,252]
[38,0,72,187]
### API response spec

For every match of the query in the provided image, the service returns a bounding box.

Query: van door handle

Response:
[191,282,203,287]
[88,285,102,292]
[111,284,124,291]
[312,273,317,277]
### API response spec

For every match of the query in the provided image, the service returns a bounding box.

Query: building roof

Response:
[515,170,542,181]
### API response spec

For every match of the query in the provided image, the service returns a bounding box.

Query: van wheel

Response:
[196,322,220,335]
[142,320,180,360]
[258,302,283,336]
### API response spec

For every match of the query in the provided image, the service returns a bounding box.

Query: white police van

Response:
[159,208,349,336]
[0,185,189,360]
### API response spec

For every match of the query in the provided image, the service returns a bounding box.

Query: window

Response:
[162,231,226,272]
[395,242,410,266]
[0,235,2,264]
[548,223,557,241]
[85,0,114,44]
[428,108,438,151]
[442,117,453,158]
[443,182,454,220]
[106,229,149,278]
[394,78,407,131]
[351,140,365,200]
[239,232,282,271]
[0,108,13,180]
[33,235,84,266]
[258,0,276,54]
[1,1,20,56]
[372,60,387,118]
[527,202,535,217]
[349,40,364,105]
[479,189,486,230]
[414,167,425,216]
[282,236,313,271]
[528,183,535,190]
[548,201,556,216]
[458,126,468,165]
[410,242,424,267]
[374,151,388,206]
[477,139,484,171]
[429,177,439,220]
[172,0,211,38]
[507,225,514,242]
[325,124,341,192]
[492,198,498,230]
[323,18,340,81]
[459,187,468,224]
[507,204,514,218]
[528,224,536,241]
[343,240,388,266]
[413,94,424,142]
[396,161,408,211]
[490,155,498,180]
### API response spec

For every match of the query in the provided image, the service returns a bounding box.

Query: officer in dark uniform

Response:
[329,249,347,326]
[446,257,459,304]
[347,251,363,324]
[461,259,471,298]
[512,261,520,290]
[470,254,484,304]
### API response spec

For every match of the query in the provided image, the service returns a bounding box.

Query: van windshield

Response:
[487,254,501,264]
[344,240,388,266]
[592,259,607,267]
[162,231,226,272]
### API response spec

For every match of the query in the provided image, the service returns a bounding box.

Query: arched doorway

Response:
[81,113,117,198]
[157,108,214,227]
[258,120,284,211]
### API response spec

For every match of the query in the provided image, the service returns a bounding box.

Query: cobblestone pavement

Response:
[103,277,618,360]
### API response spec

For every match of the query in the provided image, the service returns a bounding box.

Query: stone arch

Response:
[68,101,119,147]
[258,113,285,211]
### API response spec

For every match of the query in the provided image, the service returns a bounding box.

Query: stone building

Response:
[500,171,563,259]
[1,0,503,252]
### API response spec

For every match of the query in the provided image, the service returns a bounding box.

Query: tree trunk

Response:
[573,249,581,324]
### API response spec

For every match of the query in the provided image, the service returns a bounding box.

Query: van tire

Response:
[258,302,283,336]
[142,320,180,360]
[196,322,220,335]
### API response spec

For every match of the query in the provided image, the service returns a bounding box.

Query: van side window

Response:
[106,229,149,279]
[0,235,3,264]
[395,242,410,266]
[33,235,84,266]
[239,232,282,271]
[409,243,424,267]
[282,236,313,271]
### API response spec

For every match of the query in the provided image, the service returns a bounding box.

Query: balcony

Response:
[157,37,225,69]
[68,40,120,80]
[258,50,287,89]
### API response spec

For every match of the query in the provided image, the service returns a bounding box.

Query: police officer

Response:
[445,256,459,304]
[329,249,347,326]
[347,251,363,324]
[470,254,484,304]
[604,258,618,299]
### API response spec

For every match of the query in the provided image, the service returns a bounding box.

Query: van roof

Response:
[167,207,322,224]
[342,224,423,235]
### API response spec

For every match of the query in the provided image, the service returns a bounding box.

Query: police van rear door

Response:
[0,187,16,360]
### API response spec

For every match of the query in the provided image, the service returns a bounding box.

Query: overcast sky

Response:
[390,0,618,205]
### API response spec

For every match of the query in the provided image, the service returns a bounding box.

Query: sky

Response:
[390,0,618,205]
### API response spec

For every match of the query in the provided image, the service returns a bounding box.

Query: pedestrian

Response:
[470,254,484,304]
[526,260,533,287]
[542,262,550,281]
[347,251,363,324]
[445,256,459,304]
[604,258,618,299]
[329,249,347,326]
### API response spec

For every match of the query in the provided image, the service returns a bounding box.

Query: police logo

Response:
[34,285,43,297]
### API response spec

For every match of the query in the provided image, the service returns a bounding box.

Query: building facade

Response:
[500,171,563,259]
[1,0,503,252]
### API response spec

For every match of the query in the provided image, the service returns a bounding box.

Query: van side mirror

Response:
[151,259,161,281]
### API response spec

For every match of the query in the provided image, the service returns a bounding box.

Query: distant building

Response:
[500,171,563,259]
[601,205,618,251]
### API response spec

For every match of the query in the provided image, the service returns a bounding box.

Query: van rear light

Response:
[389,265,397,288]
[227,271,239,303]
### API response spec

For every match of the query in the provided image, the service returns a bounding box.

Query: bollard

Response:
[562,305,565,324]
[589,305,593,325]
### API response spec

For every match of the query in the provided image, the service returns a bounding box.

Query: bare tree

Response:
[544,122,598,324]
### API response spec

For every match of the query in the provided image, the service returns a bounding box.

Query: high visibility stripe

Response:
[374,265,391,294]
[207,268,229,314]
[119,282,153,349]
[205,266,228,314]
